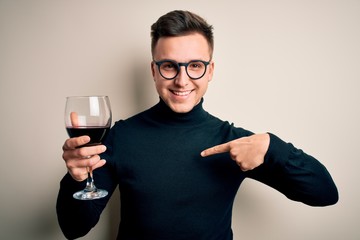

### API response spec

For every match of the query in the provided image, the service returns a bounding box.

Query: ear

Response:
[151,61,156,80]
[208,61,214,82]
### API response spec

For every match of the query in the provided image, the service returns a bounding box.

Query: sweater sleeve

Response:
[245,133,338,206]
[56,163,117,239]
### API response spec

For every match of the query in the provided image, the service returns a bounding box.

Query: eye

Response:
[189,61,204,70]
[161,61,177,70]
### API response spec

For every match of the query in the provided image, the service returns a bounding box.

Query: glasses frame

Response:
[153,59,211,80]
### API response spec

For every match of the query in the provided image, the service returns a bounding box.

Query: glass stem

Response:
[84,167,97,192]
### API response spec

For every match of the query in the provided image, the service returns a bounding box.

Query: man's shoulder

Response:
[112,104,157,128]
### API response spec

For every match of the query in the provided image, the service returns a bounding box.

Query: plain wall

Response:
[0,0,359,239]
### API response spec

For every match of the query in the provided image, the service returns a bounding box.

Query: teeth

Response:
[172,90,191,96]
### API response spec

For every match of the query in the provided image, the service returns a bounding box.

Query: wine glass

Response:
[64,96,112,200]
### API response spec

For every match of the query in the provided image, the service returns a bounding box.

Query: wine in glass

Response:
[64,96,112,200]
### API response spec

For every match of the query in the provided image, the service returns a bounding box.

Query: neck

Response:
[150,98,208,126]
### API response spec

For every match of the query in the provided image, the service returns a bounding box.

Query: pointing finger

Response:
[201,142,231,157]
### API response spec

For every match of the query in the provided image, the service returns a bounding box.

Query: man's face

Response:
[151,33,214,113]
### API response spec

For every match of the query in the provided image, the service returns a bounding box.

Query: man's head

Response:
[150,10,215,113]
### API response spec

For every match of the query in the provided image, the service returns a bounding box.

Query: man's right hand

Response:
[62,136,107,182]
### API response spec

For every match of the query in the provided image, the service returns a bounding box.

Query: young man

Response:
[57,10,338,240]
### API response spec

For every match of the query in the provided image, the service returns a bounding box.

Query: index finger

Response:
[62,136,90,150]
[201,142,231,157]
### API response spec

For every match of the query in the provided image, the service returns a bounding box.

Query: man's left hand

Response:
[201,133,270,171]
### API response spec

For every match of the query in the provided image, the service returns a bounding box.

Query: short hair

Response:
[151,10,214,58]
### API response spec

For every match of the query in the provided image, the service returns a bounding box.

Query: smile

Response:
[171,90,193,96]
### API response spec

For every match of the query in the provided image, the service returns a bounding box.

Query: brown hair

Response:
[151,10,214,57]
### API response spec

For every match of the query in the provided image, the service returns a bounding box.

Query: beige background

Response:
[0,0,359,239]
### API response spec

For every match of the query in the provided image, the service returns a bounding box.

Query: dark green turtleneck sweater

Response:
[57,98,338,240]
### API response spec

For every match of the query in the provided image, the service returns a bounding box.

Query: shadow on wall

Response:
[107,57,155,239]
[131,58,156,113]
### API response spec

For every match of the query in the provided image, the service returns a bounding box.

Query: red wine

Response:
[66,126,109,146]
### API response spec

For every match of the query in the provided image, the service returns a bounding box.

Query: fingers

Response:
[68,158,107,181]
[92,159,107,171]
[201,142,231,157]
[62,136,90,150]
[63,142,106,161]
[65,154,102,168]
[201,134,270,172]
[66,155,98,177]
[62,136,107,182]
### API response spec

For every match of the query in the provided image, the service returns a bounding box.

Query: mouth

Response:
[170,90,193,97]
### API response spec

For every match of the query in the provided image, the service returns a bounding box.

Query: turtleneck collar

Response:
[149,97,209,126]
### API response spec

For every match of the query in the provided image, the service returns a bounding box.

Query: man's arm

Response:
[201,133,338,206]
[246,133,338,206]
[56,173,108,239]
[56,136,114,239]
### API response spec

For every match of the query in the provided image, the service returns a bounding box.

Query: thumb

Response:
[70,111,79,127]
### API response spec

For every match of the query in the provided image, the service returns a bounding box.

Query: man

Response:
[57,10,338,240]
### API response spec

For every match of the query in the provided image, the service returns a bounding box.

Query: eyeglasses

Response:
[153,59,211,80]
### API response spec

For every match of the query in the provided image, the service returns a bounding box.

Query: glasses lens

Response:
[186,61,207,79]
[158,60,208,80]
[159,61,178,79]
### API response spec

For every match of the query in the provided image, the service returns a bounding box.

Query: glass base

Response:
[73,189,108,200]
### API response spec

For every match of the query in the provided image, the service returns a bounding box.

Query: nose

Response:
[174,66,189,87]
